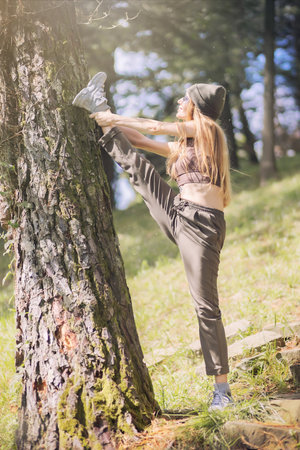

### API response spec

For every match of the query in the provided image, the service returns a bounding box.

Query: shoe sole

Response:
[87,71,107,89]
[72,71,109,112]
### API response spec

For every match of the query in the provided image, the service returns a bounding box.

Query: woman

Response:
[73,73,233,411]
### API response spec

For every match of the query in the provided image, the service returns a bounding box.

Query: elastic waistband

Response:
[173,194,224,217]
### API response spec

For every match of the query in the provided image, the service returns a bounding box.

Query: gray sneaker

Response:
[209,389,234,412]
[72,71,110,113]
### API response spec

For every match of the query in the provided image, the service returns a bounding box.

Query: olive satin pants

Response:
[99,127,229,376]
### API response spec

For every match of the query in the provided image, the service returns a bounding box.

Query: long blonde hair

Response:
[167,100,231,207]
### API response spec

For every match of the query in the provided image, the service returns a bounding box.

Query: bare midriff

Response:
[179,183,224,211]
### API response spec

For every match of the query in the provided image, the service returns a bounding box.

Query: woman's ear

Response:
[187,100,195,120]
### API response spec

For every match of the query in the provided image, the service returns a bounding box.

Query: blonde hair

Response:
[167,100,231,207]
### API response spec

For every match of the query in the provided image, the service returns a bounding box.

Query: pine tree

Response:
[0,1,158,447]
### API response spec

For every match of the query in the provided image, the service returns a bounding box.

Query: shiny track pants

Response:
[99,127,229,376]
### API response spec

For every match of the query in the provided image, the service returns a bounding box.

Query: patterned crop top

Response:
[174,138,221,188]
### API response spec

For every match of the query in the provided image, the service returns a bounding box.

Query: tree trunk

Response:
[238,103,259,164]
[291,2,300,111]
[260,0,277,182]
[219,84,239,169]
[100,146,117,208]
[0,2,158,448]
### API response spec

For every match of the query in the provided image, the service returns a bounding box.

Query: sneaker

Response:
[72,71,110,113]
[209,389,234,412]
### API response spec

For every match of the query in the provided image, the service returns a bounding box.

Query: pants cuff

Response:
[98,126,122,147]
[205,367,230,376]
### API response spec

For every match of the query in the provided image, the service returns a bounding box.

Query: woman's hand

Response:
[89,110,115,127]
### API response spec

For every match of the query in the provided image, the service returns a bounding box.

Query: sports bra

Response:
[174,138,221,187]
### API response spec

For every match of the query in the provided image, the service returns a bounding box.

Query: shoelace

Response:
[211,390,222,406]
[211,390,232,407]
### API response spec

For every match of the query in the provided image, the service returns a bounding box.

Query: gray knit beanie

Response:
[187,83,226,120]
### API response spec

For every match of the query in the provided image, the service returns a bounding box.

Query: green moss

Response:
[45,62,56,82]
[58,192,79,220]
[117,415,134,435]
[84,371,135,437]
[86,439,103,450]
[92,375,124,421]
[44,136,55,149]
[57,366,140,448]
[87,185,96,198]
[62,89,69,103]
[57,375,91,449]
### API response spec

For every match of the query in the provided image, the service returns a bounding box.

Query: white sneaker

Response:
[72,71,110,113]
[209,389,234,411]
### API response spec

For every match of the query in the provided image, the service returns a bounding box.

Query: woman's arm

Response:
[90,111,196,137]
[118,126,173,158]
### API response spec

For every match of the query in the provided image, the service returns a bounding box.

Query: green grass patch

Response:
[173,393,277,449]
[0,310,19,450]
[0,238,19,449]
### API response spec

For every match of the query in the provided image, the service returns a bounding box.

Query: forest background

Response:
[75,0,300,207]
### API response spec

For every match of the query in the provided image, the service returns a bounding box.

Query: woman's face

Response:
[176,94,190,120]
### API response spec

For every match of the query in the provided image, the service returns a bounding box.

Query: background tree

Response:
[276,0,300,111]
[0,1,158,448]
[261,0,277,182]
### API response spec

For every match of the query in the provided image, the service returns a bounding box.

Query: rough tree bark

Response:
[0,1,158,448]
[260,0,277,182]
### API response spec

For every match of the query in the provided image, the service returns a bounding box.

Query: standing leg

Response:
[174,201,229,375]
[178,235,229,376]
[174,201,234,409]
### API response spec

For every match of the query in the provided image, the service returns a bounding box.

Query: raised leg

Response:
[99,127,178,244]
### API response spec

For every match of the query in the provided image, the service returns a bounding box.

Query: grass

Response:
[0,241,19,450]
[0,154,300,449]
